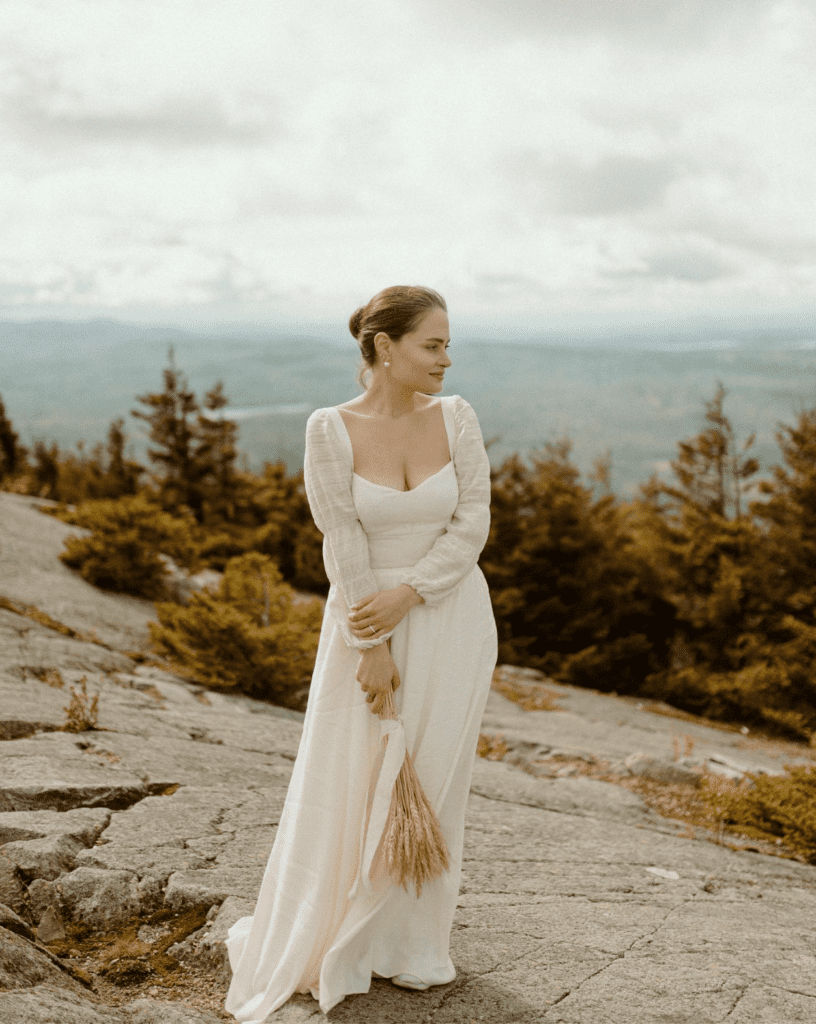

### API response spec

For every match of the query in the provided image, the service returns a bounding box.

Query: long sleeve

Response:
[398,396,491,605]
[303,408,393,651]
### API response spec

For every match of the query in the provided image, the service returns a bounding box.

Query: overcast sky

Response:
[2,0,816,332]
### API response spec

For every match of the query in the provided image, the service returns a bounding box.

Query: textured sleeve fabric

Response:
[398,396,492,605]
[303,408,393,651]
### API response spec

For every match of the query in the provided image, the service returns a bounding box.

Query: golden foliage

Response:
[59,494,199,599]
[700,765,816,863]
[477,732,509,760]
[149,552,322,707]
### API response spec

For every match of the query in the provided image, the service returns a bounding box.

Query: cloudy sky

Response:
[2,0,816,331]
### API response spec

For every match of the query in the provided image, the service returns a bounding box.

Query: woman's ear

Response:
[374,331,390,363]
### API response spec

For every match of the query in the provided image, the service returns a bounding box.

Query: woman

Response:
[225,285,499,1020]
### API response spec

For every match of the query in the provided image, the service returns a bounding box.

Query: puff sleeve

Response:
[398,396,491,605]
[303,408,394,651]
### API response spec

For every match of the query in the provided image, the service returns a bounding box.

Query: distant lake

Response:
[201,403,313,420]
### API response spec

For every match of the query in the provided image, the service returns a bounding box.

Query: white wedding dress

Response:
[224,395,498,1020]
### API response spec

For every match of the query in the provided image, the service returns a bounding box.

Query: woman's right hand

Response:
[355,642,401,717]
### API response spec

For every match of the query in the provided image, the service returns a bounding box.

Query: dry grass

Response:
[136,683,166,704]
[477,732,510,760]
[491,673,562,712]
[61,675,100,733]
[47,904,233,1021]
[25,666,67,688]
[475,730,808,862]
[0,594,107,646]
[520,750,806,861]
[672,733,696,760]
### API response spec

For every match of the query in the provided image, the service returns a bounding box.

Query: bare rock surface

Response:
[1,491,815,1022]
[0,493,156,651]
[482,671,812,779]
[0,985,226,1023]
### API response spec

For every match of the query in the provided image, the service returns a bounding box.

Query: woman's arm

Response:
[303,408,394,651]
[397,396,491,605]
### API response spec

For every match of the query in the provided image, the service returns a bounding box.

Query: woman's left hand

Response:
[348,584,424,641]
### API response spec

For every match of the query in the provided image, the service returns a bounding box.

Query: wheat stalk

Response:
[377,688,450,897]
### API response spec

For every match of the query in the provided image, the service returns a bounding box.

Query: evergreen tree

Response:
[630,383,816,737]
[481,438,673,692]
[30,440,60,499]
[132,348,204,517]
[662,382,759,518]
[0,395,25,483]
[131,349,238,523]
[197,382,240,524]
[633,381,764,663]
[103,417,143,498]
[752,407,816,619]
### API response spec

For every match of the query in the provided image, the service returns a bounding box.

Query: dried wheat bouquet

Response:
[377,687,450,897]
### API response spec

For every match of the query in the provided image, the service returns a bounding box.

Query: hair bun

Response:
[348,306,365,339]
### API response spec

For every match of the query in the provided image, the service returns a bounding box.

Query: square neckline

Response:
[329,396,456,493]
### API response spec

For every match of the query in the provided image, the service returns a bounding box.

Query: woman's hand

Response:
[356,642,401,716]
[348,584,424,641]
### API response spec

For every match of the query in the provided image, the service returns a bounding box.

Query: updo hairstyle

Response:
[349,285,447,390]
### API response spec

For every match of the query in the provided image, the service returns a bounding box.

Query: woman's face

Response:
[383,306,452,394]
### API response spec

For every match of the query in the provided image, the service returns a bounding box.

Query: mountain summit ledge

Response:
[1,490,815,1023]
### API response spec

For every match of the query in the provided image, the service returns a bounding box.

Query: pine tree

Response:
[629,383,816,736]
[634,381,764,661]
[741,407,816,736]
[149,552,322,707]
[30,440,60,499]
[59,494,199,598]
[132,348,204,517]
[197,382,240,524]
[131,349,239,523]
[481,438,673,692]
[103,417,143,498]
[0,395,26,483]
[753,407,816,618]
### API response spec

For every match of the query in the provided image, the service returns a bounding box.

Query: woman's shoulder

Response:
[306,406,344,445]
[446,394,479,422]
[307,405,341,426]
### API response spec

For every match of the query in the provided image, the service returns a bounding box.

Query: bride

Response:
[225,285,498,1020]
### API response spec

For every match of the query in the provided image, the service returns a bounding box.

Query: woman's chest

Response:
[339,404,451,492]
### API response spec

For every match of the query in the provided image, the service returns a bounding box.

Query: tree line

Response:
[2,351,815,740]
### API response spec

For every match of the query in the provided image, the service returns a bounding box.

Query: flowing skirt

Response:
[224,563,498,1020]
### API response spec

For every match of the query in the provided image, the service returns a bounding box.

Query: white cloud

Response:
[0,0,815,325]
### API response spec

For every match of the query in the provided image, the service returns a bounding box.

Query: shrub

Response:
[702,765,816,863]
[148,552,322,708]
[641,662,815,741]
[59,494,199,599]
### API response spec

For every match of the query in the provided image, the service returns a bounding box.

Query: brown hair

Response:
[349,285,447,390]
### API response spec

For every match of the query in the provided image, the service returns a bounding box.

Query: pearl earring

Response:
[383,360,390,367]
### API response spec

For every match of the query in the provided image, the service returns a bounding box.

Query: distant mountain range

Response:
[2,317,816,498]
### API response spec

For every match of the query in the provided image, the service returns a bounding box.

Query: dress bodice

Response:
[327,404,460,570]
